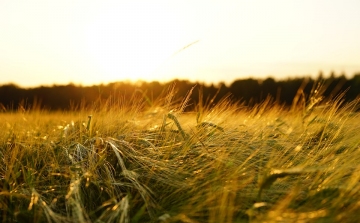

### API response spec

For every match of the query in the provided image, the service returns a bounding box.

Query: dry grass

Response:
[1,89,360,223]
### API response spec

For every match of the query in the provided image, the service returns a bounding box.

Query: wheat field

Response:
[1,88,360,223]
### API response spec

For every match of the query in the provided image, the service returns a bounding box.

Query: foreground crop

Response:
[1,95,360,222]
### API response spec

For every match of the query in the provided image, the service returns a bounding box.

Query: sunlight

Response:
[1,0,360,87]
[85,2,189,83]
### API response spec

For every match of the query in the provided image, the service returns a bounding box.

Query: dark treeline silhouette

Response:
[1,72,360,111]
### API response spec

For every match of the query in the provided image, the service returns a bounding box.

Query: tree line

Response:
[1,72,360,111]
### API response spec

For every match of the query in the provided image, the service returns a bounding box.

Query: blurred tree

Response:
[1,73,360,111]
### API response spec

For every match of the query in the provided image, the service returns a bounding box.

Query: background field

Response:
[1,86,360,222]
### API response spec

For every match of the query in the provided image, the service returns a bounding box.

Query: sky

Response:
[1,0,360,87]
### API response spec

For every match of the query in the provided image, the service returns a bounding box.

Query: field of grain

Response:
[1,89,360,223]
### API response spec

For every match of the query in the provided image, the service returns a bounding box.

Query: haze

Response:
[1,0,360,87]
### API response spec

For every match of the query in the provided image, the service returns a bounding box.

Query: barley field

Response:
[1,88,360,223]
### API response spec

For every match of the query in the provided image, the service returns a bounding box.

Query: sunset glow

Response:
[1,0,360,87]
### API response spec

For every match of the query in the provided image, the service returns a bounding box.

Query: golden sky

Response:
[1,0,360,87]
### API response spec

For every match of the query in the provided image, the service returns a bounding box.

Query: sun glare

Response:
[1,0,360,87]
[85,2,190,83]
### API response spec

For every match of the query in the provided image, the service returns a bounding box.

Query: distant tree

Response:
[348,73,360,101]
[1,73,360,111]
[261,78,277,99]
[0,84,25,109]
[230,78,261,105]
